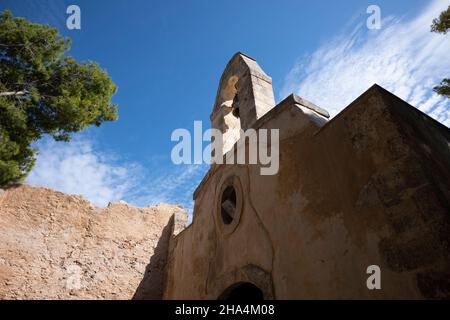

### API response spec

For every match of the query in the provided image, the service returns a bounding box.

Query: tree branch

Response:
[0,90,28,97]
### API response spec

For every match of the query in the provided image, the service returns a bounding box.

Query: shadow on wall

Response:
[132,215,174,300]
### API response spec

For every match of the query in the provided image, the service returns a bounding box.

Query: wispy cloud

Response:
[129,161,208,211]
[26,136,207,211]
[281,0,450,127]
[26,137,136,207]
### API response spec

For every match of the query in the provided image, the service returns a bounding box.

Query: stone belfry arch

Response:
[210,52,275,154]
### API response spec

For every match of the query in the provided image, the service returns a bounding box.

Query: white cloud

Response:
[26,137,137,207]
[281,0,450,127]
[26,136,207,210]
[129,162,208,211]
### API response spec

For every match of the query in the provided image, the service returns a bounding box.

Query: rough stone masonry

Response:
[0,184,187,299]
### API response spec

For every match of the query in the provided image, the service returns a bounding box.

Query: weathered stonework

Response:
[0,185,187,299]
[163,53,450,299]
[211,52,276,155]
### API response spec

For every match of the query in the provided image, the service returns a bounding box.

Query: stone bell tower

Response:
[210,52,276,155]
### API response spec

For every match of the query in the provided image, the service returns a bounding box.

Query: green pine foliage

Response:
[431,5,450,34]
[431,6,450,100]
[0,11,118,186]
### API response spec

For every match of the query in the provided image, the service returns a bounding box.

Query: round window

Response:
[220,185,237,224]
[217,175,243,234]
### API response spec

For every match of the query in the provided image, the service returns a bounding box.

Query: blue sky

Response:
[1,0,449,212]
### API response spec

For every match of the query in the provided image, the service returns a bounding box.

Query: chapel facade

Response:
[162,53,450,299]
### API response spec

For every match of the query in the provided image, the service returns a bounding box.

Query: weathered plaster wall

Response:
[0,184,187,299]
[164,85,450,299]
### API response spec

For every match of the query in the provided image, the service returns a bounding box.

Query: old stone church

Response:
[162,52,450,299]
[0,53,449,300]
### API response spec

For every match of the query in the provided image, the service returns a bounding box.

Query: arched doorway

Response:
[218,282,264,300]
